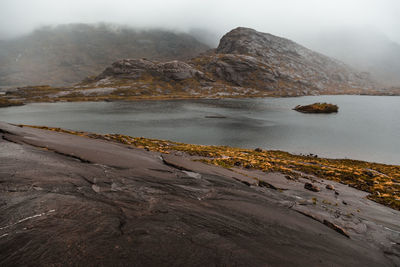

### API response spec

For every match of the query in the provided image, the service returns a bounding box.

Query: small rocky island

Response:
[294,102,339,113]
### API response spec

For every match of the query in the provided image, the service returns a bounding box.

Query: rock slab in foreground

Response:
[0,122,399,266]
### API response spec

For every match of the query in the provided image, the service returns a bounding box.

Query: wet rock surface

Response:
[0,122,399,266]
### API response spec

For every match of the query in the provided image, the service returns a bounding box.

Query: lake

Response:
[0,95,399,165]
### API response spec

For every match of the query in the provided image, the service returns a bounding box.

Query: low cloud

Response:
[0,0,399,44]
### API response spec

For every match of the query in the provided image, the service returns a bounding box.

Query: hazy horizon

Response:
[1,0,399,45]
[1,0,400,87]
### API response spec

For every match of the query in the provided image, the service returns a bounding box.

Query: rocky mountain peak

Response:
[214,27,374,90]
[217,27,301,57]
[85,27,377,97]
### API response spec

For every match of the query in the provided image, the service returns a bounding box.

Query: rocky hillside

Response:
[195,27,375,95]
[0,24,209,87]
[2,27,385,104]
[81,27,376,97]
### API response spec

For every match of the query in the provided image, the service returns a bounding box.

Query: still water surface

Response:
[1,95,399,164]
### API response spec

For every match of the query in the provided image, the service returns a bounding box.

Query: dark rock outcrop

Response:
[304,182,321,192]
[326,184,335,190]
[198,27,375,93]
[88,27,376,96]
[96,59,206,82]
[193,54,277,88]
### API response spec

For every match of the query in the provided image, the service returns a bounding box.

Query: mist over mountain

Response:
[0,23,209,87]
[1,0,399,89]
[300,27,400,86]
[78,27,375,99]
[191,26,400,88]
[1,22,399,90]
[1,2,400,265]
[188,28,221,48]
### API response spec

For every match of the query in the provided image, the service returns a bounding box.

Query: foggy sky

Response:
[0,0,399,44]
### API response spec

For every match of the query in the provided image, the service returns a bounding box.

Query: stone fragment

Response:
[304,182,320,192]
[323,220,350,238]
[326,184,335,190]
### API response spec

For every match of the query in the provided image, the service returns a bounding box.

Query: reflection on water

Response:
[0,95,399,164]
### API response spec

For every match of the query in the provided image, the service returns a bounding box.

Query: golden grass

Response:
[1,77,398,107]
[0,81,272,104]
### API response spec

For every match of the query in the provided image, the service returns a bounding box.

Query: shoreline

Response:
[1,83,400,108]
[1,92,400,111]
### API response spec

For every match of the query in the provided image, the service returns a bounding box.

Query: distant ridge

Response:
[85,27,376,96]
[302,28,400,87]
[0,23,210,87]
